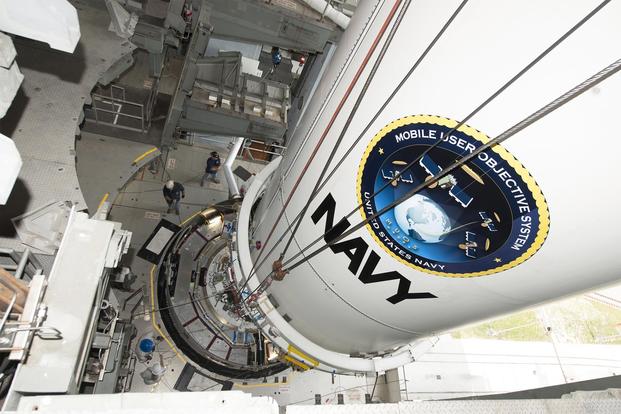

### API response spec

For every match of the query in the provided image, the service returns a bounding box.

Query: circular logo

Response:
[357,115,549,277]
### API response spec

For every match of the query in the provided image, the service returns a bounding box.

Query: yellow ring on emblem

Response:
[356,114,550,278]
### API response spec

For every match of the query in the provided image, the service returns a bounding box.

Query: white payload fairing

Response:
[232,0,621,372]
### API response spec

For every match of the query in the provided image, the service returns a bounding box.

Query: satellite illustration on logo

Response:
[357,115,550,277]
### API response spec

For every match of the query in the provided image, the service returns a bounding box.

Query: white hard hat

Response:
[165,180,174,190]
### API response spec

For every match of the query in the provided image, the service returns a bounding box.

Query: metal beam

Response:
[161,1,212,147]
[208,0,337,53]
[180,101,286,143]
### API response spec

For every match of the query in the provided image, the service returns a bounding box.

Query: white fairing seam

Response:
[251,2,379,236]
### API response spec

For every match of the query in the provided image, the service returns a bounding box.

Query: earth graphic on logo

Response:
[358,115,550,276]
[394,194,452,243]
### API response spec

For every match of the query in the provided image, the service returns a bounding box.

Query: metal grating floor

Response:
[0,0,135,250]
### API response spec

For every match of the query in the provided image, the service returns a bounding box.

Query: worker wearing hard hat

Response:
[162,180,185,215]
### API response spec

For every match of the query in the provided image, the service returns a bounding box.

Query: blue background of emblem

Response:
[359,122,542,274]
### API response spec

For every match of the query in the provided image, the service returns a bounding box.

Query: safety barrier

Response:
[90,85,147,133]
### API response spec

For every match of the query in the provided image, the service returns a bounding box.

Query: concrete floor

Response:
[76,130,263,235]
[76,132,154,214]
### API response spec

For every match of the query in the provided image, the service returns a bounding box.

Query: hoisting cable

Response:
[245,0,613,301]
[251,0,610,279]
[282,58,621,273]
[274,0,611,259]
[273,0,611,270]
[246,0,406,282]
[249,0,386,239]
[248,0,470,280]
[237,0,406,297]
[279,0,423,257]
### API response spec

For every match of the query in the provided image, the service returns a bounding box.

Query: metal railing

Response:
[91,85,147,133]
[144,76,160,130]
[0,250,47,357]
[111,84,126,101]
[175,131,286,161]
[240,138,286,161]
[0,248,43,280]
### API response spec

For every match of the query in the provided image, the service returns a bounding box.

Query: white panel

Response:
[289,405,399,414]
[0,32,17,68]
[0,134,22,204]
[13,211,115,393]
[288,400,621,413]
[18,391,279,413]
[0,0,80,53]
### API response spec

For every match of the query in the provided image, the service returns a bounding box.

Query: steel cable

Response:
[247,0,406,280]
[254,0,610,278]
[244,0,613,302]
[282,58,621,273]
[280,0,419,257]
[273,0,611,266]
[249,0,470,279]
[238,0,407,297]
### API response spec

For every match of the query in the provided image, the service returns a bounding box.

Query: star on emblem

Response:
[378,148,384,155]
[493,257,502,263]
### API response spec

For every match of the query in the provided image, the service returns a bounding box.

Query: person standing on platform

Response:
[202,151,221,185]
[163,180,185,215]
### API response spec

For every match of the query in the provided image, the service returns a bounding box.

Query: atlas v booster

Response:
[231,0,621,372]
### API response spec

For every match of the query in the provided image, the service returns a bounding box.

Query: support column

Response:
[160,0,212,148]
[370,368,402,403]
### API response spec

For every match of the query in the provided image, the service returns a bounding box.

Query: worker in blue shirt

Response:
[201,151,221,185]
[271,46,282,66]
[163,180,185,215]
